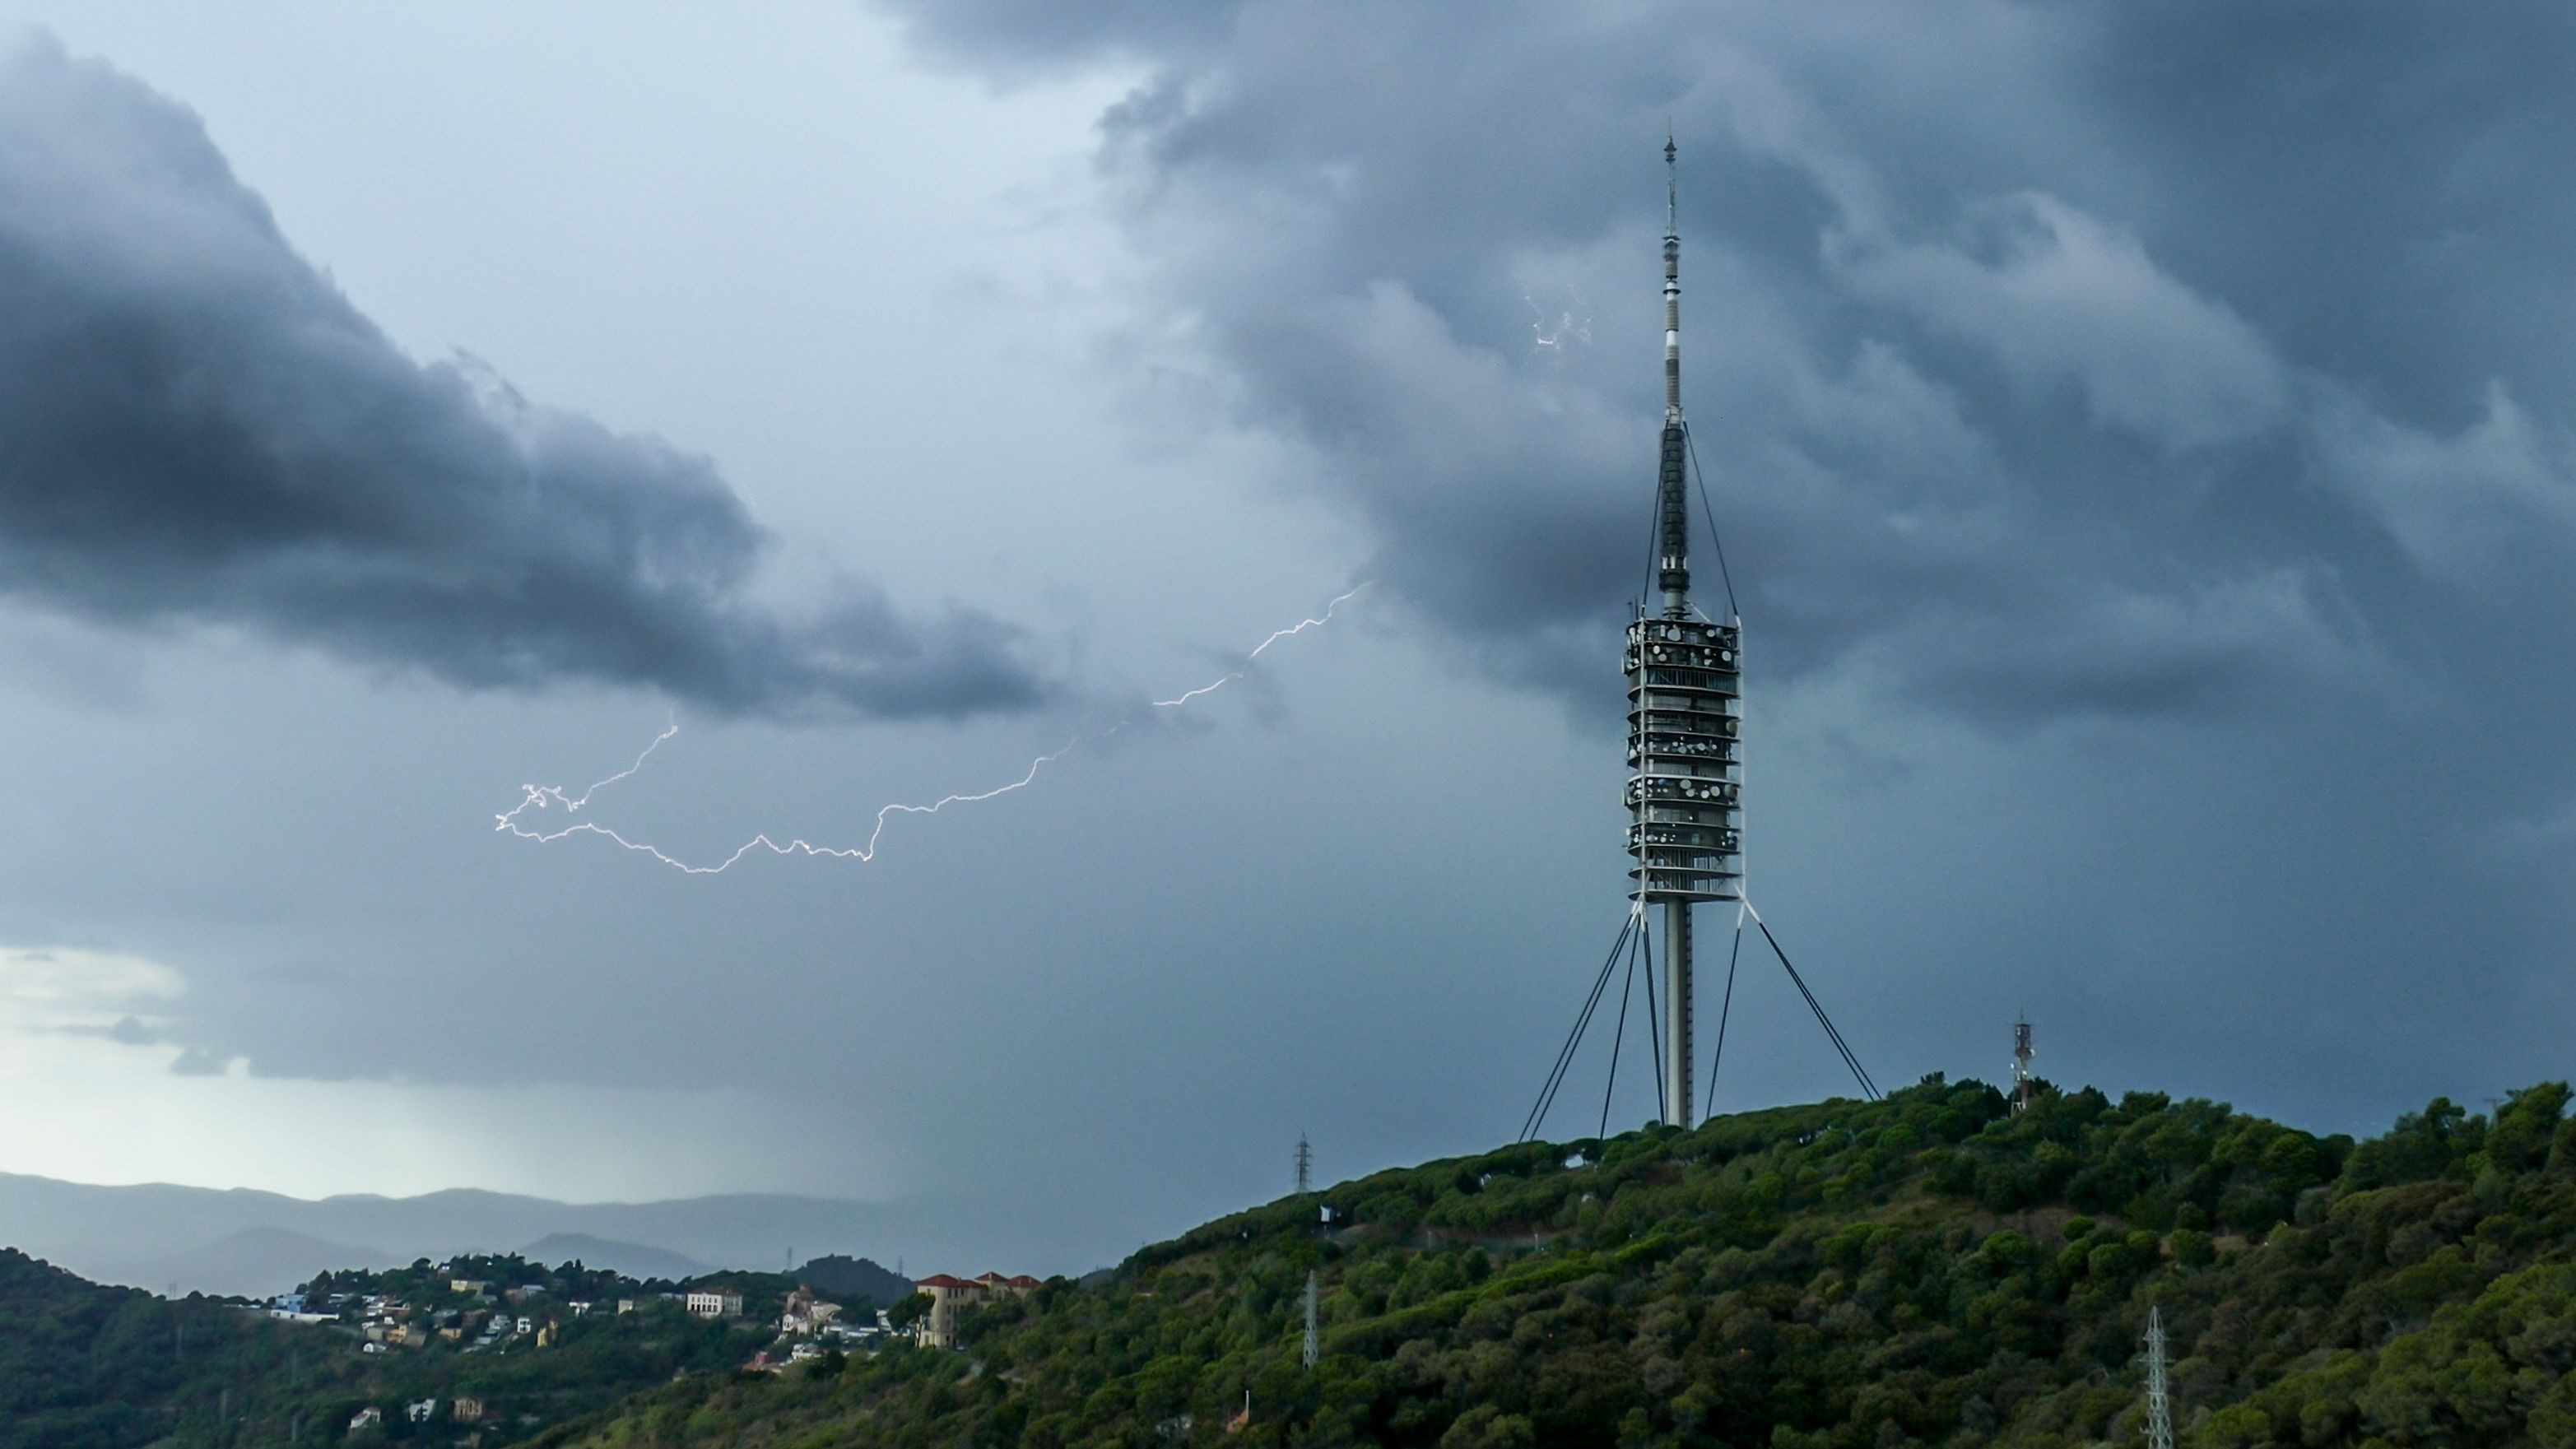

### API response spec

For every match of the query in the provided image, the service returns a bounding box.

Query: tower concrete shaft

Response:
[1625,138,1738,1130]
[1662,900,1693,1126]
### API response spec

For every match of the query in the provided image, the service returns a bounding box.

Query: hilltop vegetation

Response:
[539,1078,2576,1448]
[0,1248,787,1447]
[0,1249,316,1449]
[12,1080,2574,1447]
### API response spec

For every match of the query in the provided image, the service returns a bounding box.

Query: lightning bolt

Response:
[495,585,1368,875]
[494,721,677,828]
[1525,286,1592,355]
[1148,586,1365,708]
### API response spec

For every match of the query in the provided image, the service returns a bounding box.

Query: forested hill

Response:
[0,1246,783,1447]
[544,1079,2576,1448]
[0,1248,295,1448]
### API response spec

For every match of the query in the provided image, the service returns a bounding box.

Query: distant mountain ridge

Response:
[0,1171,907,1297]
[517,1233,711,1283]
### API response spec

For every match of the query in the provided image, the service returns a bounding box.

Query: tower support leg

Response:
[1662,899,1694,1127]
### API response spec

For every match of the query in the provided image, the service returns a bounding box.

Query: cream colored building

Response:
[911,1271,1039,1349]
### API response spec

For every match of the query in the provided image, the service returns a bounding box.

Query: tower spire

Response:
[1654,138,1690,615]
[1664,134,1682,422]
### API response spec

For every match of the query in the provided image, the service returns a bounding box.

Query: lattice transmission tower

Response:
[2142,1305,2174,1449]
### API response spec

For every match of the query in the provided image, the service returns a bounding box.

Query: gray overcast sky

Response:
[1,1,2572,1273]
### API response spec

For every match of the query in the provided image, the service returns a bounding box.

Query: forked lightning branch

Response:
[492,587,1366,875]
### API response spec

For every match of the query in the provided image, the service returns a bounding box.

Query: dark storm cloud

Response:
[0,35,1041,720]
[877,0,2576,728]
[876,0,2576,1101]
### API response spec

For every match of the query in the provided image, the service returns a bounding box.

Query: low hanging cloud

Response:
[0,35,1041,720]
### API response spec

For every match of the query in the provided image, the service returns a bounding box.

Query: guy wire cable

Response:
[1525,913,1632,1141]
[1704,902,1746,1121]
[1522,909,1637,1141]
[1683,424,1739,620]
[1744,899,1880,1101]
[1640,913,1668,1126]
[1598,919,1644,1142]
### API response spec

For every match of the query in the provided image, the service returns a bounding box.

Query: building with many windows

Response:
[684,1287,744,1319]
[910,1272,1039,1349]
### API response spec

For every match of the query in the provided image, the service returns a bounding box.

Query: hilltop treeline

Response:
[543,1078,2576,1447]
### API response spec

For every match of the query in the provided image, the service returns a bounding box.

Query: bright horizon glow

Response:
[0,946,857,1204]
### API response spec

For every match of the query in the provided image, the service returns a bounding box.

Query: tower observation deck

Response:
[1625,139,1741,1130]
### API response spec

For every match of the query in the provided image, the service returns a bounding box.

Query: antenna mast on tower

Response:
[2011,1017,2036,1115]
[1624,136,1743,1128]
[1295,1134,1312,1195]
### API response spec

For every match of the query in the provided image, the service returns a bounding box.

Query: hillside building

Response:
[911,1272,1039,1349]
[685,1287,745,1319]
[780,1287,844,1335]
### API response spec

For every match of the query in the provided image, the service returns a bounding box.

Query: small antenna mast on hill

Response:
[2011,1016,2036,1115]
[2143,1305,2174,1449]
[1295,1134,1313,1194]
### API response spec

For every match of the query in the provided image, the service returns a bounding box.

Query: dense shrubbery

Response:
[542,1078,2576,1448]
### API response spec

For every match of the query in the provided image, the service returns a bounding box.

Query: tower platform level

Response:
[1624,615,1741,903]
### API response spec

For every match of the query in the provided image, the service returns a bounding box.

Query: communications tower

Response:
[1624,137,1743,1130]
[2011,1017,2036,1115]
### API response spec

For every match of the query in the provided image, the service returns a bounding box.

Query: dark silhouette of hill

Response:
[794,1252,912,1308]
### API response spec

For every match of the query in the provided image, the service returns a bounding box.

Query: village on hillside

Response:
[263,1253,1045,1437]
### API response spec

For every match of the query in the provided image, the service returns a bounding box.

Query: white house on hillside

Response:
[685,1287,745,1319]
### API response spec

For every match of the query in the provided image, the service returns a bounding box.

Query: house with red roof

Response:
[912,1270,1040,1349]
